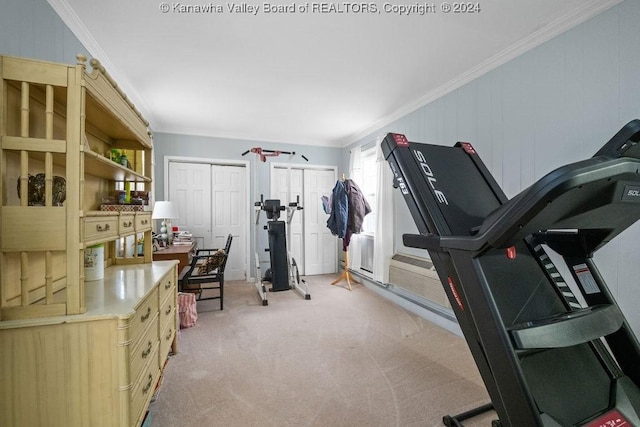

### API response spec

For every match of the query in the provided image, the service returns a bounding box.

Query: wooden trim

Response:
[64,63,82,314]
[1,136,67,153]
[1,56,69,87]
[1,207,66,251]
[1,303,66,320]
[84,62,152,148]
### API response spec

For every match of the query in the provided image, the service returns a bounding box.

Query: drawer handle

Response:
[141,219,149,225]
[142,373,154,395]
[165,280,172,290]
[122,220,132,227]
[96,223,110,232]
[141,307,151,322]
[142,340,153,358]
[165,305,172,315]
[165,328,173,341]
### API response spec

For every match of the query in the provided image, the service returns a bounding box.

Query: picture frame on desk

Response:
[152,240,197,272]
[152,235,165,251]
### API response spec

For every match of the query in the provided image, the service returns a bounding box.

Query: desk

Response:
[153,242,196,271]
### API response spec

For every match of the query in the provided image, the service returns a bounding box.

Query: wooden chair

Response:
[178,234,232,310]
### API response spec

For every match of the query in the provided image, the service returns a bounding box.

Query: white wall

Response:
[346,0,640,332]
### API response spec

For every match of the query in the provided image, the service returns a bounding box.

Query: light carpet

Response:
[149,275,497,426]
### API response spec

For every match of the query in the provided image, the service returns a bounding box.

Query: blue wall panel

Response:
[0,0,86,64]
[581,8,621,152]
[456,81,477,145]
[619,2,640,123]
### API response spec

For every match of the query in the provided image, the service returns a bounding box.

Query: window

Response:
[360,146,377,235]
[351,144,378,275]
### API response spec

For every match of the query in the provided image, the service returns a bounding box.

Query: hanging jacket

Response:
[344,179,371,234]
[326,180,348,238]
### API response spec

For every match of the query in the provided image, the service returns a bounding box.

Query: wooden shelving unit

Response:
[0,54,177,427]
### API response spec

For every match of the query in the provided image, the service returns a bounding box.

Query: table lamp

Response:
[152,201,179,244]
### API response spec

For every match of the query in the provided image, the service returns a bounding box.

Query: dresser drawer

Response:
[130,347,160,427]
[159,291,175,332]
[158,270,176,305]
[135,212,152,232]
[118,214,135,236]
[83,215,118,243]
[160,317,176,363]
[129,288,159,344]
[130,315,159,386]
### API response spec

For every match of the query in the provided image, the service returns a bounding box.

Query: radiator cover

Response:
[389,254,450,308]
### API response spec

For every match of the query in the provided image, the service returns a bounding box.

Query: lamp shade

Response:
[152,201,179,219]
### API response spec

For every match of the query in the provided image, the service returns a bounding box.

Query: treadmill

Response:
[381,120,640,426]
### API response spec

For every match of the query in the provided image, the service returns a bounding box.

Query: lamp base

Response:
[160,221,168,244]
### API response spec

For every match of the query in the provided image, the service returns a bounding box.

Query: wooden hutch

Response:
[0,55,178,426]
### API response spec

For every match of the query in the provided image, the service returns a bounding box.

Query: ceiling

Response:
[49,0,619,147]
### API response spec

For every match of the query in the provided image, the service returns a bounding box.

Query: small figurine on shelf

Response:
[110,149,121,163]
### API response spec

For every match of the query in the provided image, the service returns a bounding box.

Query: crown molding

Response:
[46,0,621,149]
[154,126,345,148]
[341,0,623,147]
[46,0,156,126]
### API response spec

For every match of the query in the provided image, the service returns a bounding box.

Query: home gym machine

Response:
[254,195,310,303]
[381,120,640,427]
[242,147,311,305]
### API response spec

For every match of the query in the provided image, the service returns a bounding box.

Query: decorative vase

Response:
[17,173,66,206]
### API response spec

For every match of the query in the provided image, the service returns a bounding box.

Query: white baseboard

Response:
[351,270,463,337]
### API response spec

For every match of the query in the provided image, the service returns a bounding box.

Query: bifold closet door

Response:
[169,161,212,248]
[211,165,247,281]
[270,167,336,276]
[168,161,247,281]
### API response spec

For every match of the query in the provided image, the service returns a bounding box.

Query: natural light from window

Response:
[360,146,377,235]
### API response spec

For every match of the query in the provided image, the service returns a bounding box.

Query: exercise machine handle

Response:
[593,119,640,159]
[403,233,441,251]
[288,195,303,209]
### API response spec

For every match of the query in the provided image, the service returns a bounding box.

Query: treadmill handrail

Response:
[593,119,640,159]
[429,156,640,252]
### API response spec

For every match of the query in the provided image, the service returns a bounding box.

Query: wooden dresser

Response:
[0,55,174,426]
[0,261,178,426]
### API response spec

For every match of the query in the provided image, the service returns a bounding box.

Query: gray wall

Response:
[345,0,640,331]
[0,0,87,63]
[153,132,342,202]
